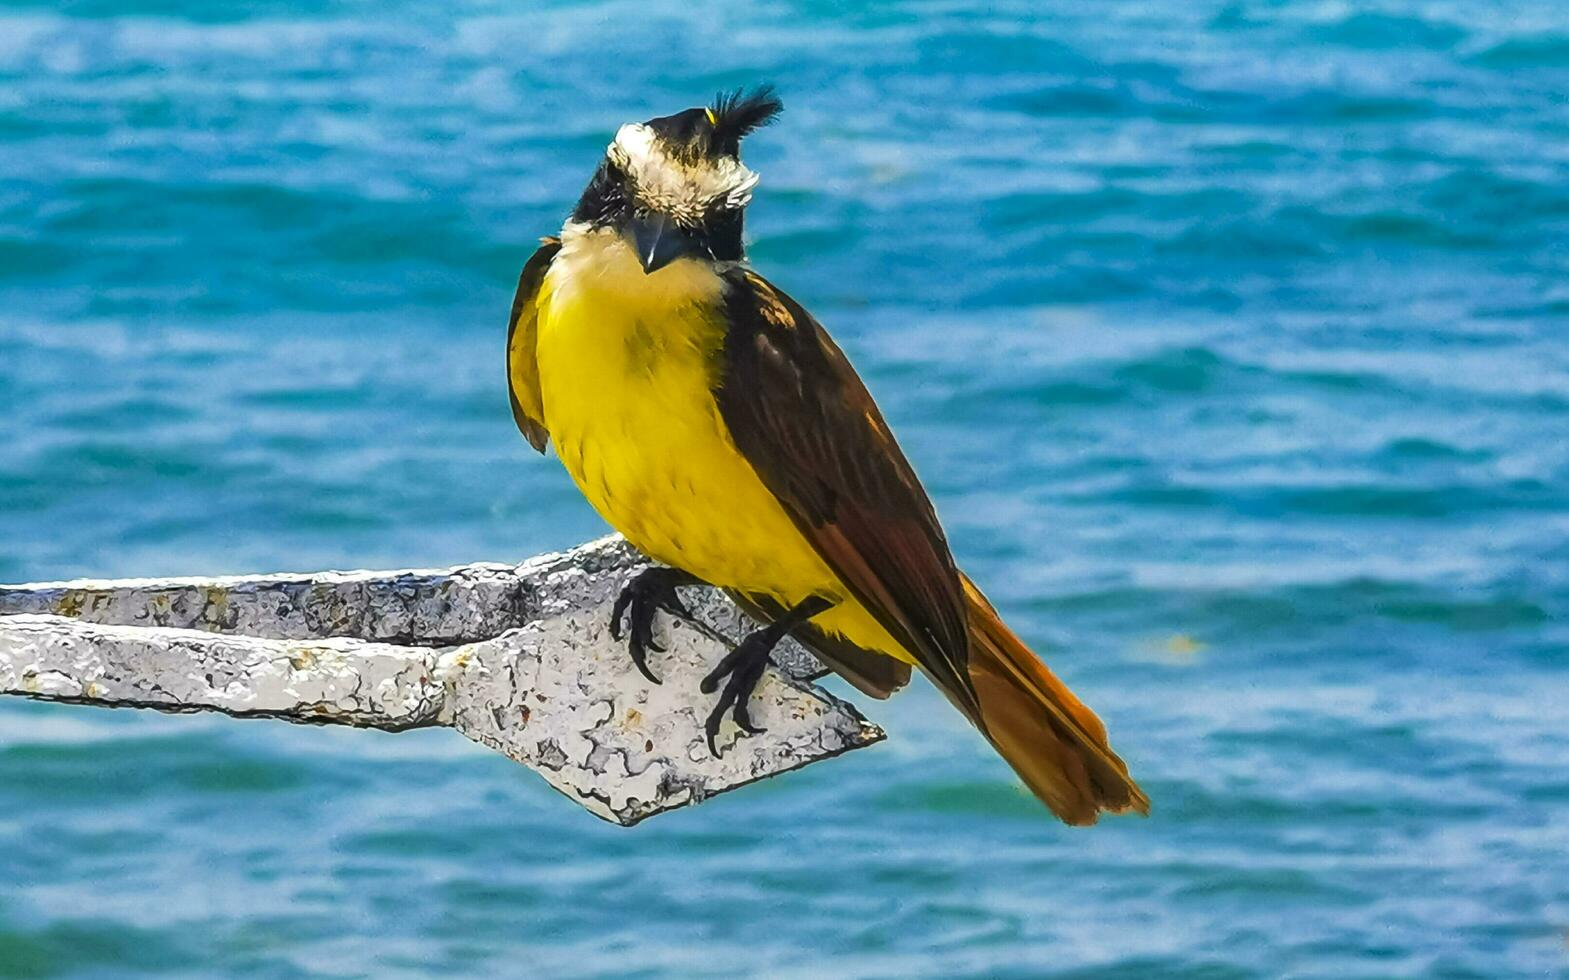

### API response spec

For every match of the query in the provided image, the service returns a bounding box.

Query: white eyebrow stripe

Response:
[608,122,759,218]
[612,123,658,171]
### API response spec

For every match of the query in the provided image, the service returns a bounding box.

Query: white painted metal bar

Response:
[0,537,882,826]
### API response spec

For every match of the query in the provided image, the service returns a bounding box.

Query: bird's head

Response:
[569,87,783,275]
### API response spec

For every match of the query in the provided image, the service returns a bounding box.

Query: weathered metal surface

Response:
[0,537,881,826]
[0,536,824,678]
[0,615,448,728]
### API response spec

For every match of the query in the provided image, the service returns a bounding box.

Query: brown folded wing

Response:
[715,269,978,718]
[506,237,562,453]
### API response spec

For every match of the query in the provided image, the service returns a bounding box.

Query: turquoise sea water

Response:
[3,1,1568,976]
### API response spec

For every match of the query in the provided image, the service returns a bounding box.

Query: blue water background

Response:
[3,1,1569,976]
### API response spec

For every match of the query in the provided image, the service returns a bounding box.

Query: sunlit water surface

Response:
[2,1,1568,976]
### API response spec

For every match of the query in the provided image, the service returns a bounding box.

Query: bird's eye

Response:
[704,107,719,127]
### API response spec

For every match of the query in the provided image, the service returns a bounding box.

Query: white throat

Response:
[552,222,727,308]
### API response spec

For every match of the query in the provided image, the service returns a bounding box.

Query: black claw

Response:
[697,595,832,757]
[736,658,769,734]
[732,694,766,735]
[699,592,828,752]
[703,657,764,755]
[701,632,775,755]
[609,589,631,642]
[628,636,661,685]
[628,599,663,683]
[610,567,705,685]
[700,639,751,694]
[704,703,725,757]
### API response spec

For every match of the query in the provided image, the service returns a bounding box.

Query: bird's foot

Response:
[698,594,833,756]
[609,566,702,684]
[699,628,776,756]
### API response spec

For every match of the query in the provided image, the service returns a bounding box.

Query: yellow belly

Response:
[533,232,909,661]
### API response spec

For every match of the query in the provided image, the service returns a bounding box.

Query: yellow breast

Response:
[533,228,831,597]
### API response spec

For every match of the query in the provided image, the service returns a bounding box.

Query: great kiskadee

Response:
[506,88,1149,825]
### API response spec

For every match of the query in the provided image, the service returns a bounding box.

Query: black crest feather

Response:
[709,85,782,156]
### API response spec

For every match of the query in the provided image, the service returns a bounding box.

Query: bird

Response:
[505,87,1149,825]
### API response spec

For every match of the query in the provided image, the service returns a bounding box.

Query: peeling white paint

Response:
[0,537,883,826]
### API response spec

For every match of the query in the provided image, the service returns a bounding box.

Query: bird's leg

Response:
[700,595,834,756]
[609,566,705,684]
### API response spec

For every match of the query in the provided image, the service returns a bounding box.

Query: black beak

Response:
[629,213,701,275]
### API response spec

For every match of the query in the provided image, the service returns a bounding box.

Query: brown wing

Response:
[506,237,562,453]
[715,269,977,717]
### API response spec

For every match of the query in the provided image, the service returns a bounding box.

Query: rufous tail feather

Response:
[955,574,1150,825]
